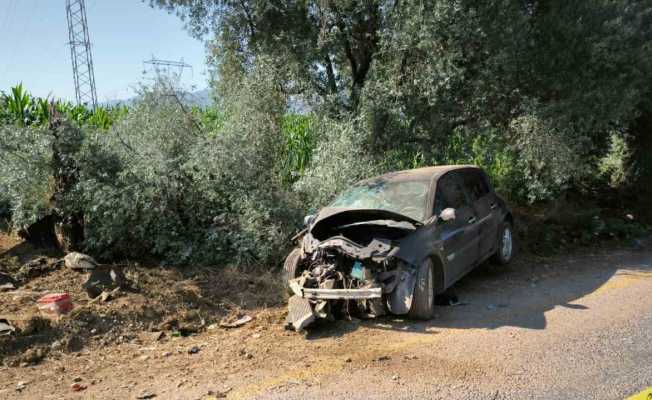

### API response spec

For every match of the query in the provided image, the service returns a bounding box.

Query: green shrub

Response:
[0,124,53,228]
[281,114,316,185]
[294,116,380,211]
[598,131,633,189]
[74,66,300,265]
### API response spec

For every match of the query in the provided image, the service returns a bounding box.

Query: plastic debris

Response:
[37,293,73,316]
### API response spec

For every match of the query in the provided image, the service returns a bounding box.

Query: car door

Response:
[461,169,500,259]
[433,171,481,287]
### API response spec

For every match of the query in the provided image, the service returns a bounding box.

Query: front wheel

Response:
[407,258,435,320]
[282,248,303,291]
[492,221,513,265]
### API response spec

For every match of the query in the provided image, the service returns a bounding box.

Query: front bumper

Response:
[302,287,382,300]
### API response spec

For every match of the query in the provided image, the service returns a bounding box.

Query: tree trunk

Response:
[49,107,84,252]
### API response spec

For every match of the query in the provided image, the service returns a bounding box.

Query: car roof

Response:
[358,165,480,184]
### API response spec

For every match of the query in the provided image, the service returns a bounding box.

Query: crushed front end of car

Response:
[285,208,434,331]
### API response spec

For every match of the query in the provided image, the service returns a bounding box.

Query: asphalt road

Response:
[261,246,652,400]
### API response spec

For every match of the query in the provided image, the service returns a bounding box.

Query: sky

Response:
[0,0,208,102]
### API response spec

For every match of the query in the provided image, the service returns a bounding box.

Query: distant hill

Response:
[102,88,212,108]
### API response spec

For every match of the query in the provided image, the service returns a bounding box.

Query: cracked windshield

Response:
[330,180,430,221]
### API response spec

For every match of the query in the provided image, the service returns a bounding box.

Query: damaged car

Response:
[284,165,514,330]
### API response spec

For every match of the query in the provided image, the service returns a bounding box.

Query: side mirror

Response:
[304,214,316,226]
[440,207,456,222]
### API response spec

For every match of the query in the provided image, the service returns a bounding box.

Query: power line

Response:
[65,0,98,109]
[143,57,193,81]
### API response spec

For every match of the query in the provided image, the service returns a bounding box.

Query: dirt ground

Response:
[1,233,652,399]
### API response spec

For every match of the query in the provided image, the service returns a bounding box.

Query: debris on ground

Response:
[0,232,283,369]
[15,381,28,392]
[188,346,201,354]
[158,310,206,336]
[435,293,465,306]
[64,252,98,271]
[0,272,17,291]
[37,293,73,316]
[207,387,232,398]
[17,346,48,366]
[219,314,253,329]
[136,391,157,399]
[70,383,87,392]
[90,287,121,304]
[0,319,15,336]
[239,349,254,359]
[16,257,60,281]
[83,265,127,298]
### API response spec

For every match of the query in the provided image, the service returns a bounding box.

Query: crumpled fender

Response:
[395,223,440,265]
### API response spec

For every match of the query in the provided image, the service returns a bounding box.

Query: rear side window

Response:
[434,173,469,213]
[462,170,490,201]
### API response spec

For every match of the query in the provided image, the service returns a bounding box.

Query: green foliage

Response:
[0,84,126,129]
[599,131,633,189]
[65,69,299,265]
[0,124,53,227]
[155,0,652,204]
[294,117,380,210]
[2,1,651,266]
[5,83,32,126]
[281,114,315,185]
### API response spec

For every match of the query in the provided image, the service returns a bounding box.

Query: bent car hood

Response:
[310,208,422,234]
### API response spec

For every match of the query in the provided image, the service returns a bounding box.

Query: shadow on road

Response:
[307,248,652,338]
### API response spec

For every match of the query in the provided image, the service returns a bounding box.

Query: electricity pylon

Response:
[66,0,98,109]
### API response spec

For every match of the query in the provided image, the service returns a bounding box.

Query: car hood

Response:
[310,208,422,234]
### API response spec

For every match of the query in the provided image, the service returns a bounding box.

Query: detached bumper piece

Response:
[285,286,383,331]
[286,295,315,331]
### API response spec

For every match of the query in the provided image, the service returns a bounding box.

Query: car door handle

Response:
[467,217,476,224]
[490,203,497,210]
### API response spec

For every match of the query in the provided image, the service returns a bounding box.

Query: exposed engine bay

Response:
[285,208,434,331]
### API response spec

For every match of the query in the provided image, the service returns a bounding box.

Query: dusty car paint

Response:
[285,165,512,331]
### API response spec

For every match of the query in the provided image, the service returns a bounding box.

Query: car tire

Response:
[407,258,435,320]
[492,220,514,265]
[282,248,303,287]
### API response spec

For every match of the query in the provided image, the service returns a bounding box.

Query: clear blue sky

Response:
[0,0,208,102]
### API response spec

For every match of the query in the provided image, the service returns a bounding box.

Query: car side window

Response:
[462,170,490,201]
[434,173,469,214]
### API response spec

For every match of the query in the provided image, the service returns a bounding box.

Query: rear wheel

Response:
[492,221,513,265]
[282,248,303,290]
[407,258,435,320]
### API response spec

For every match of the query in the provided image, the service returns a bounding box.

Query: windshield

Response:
[329,179,430,221]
